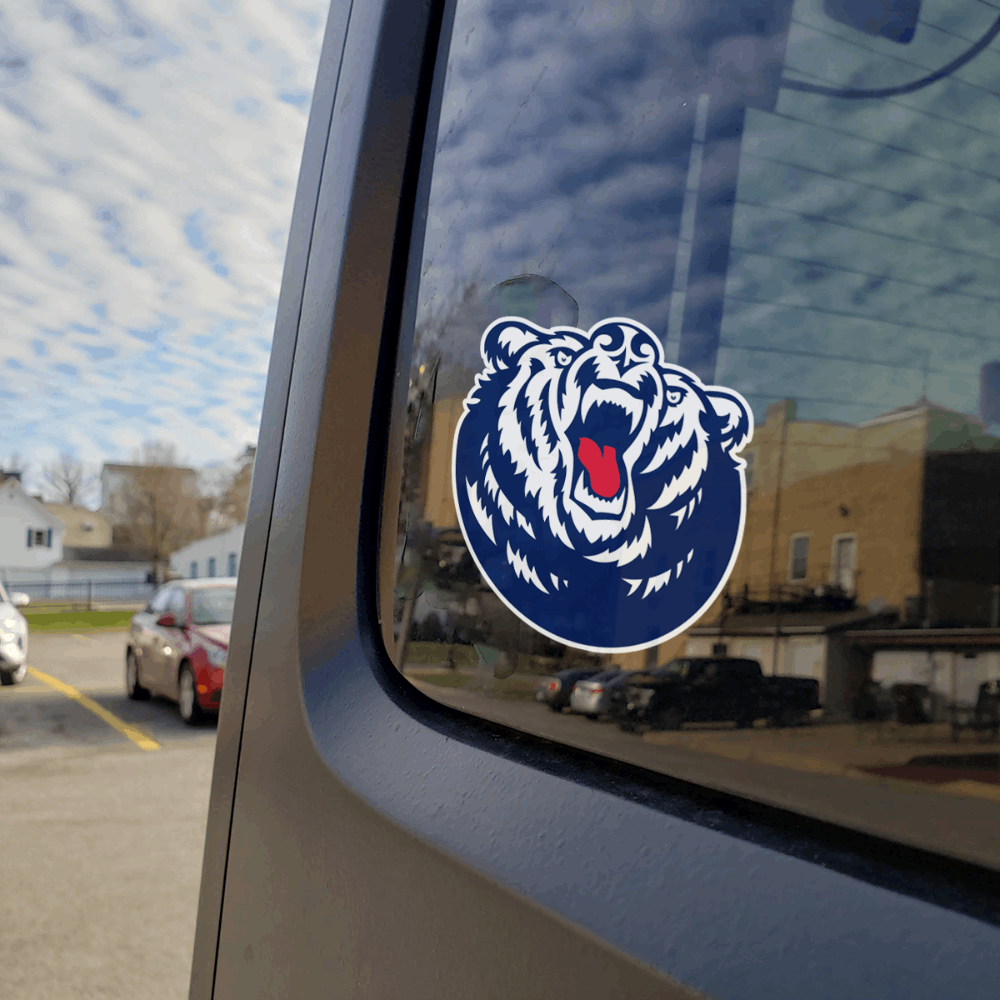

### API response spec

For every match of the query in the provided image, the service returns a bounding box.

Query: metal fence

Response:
[2,579,156,610]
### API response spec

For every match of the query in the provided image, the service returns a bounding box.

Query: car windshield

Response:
[190,588,236,626]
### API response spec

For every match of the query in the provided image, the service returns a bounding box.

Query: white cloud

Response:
[0,0,328,473]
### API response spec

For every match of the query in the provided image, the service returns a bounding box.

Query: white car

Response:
[0,581,30,685]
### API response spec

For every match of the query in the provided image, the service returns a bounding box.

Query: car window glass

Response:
[147,587,173,615]
[167,589,188,621]
[384,0,1000,873]
[190,588,236,626]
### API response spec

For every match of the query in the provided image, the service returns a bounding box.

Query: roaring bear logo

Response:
[451,316,753,652]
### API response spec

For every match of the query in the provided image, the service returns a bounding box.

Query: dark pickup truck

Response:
[609,657,821,732]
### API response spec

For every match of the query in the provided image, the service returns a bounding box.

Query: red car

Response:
[125,578,235,724]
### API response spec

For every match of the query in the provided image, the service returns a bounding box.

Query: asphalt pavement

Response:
[0,630,217,1000]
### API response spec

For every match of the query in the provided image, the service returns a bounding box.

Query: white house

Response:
[0,475,65,573]
[169,523,244,581]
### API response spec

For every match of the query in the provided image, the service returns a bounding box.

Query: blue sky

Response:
[0,0,328,478]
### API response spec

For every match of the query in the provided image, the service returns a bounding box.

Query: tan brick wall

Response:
[424,395,465,528]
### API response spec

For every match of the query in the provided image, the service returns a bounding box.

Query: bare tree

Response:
[197,444,256,532]
[42,452,97,506]
[117,440,205,582]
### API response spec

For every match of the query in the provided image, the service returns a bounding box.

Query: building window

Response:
[227,552,237,577]
[208,557,216,578]
[190,561,198,579]
[34,529,46,547]
[831,534,857,594]
[789,534,810,582]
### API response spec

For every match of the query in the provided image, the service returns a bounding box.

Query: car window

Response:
[381,0,1000,873]
[146,587,174,615]
[166,588,188,621]
[190,588,236,626]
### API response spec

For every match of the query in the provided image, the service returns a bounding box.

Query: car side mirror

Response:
[156,613,177,628]
[11,592,30,608]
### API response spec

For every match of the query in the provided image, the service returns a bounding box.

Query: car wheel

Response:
[0,663,27,686]
[125,650,150,701]
[617,719,639,733]
[178,663,204,726]
[548,703,563,713]
[736,713,756,729]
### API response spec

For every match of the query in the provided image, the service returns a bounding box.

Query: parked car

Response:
[535,666,602,713]
[0,582,30,686]
[569,668,630,719]
[125,578,235,724]
[609,657,821,732]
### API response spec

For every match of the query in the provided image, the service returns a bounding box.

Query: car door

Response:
[161,587,191,697]
[144,586,184,693]
[132,585,172,687]
[190,2,1000,998]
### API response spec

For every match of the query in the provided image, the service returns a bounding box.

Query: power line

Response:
[723,290,1000,349]
[736,193,1000,266]
[728,245,1000,309]
[781,14,1000,100]
[719,340,975,378]
[742,148,1000,244]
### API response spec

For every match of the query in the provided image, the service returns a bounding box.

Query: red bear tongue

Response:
[577,437,620,498]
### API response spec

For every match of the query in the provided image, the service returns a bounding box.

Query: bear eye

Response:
[666,389,684,405]
[555,350,573,367]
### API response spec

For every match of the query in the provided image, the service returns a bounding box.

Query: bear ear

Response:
[481,318,545,372]
[705,388,753,455]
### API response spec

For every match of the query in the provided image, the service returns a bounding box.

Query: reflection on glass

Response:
[387,0,1000,871]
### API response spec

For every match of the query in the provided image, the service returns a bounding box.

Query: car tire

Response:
[125,650,150,701]
[548,703,563,713]
[178,663,204,726]
[736,713,755,729]
[617,719,639,733]
[0,663,27,686]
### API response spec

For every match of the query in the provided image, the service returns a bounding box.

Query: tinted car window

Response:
[386,0,1000,871]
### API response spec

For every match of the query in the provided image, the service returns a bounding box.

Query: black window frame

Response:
[190,2,1000,997]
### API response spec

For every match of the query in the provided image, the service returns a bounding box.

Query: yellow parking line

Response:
[72,634,96,643]
[26,666,160,751]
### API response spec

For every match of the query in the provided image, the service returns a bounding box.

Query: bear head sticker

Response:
[452,316,753,652]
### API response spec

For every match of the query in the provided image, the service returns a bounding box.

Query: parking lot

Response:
[0,630,216,1000]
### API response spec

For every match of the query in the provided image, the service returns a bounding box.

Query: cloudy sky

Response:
[1,0,328,483]
[5,0,1000,500]
[415,0,1000,433]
